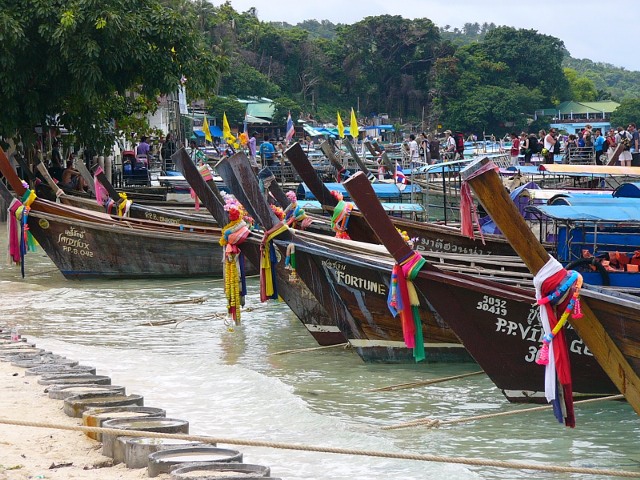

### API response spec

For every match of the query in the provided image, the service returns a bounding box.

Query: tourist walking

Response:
[543,129,557,164]
[615,127,633,167]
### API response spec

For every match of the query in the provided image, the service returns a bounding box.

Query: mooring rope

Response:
[382,394,625,431]
[368,371,485,392]
[0,418,637,478]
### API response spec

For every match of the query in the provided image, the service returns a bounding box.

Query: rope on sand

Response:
[0,418,637,478]
[382,394,625,431]
[269,343,350,356]
[368,371,484,392]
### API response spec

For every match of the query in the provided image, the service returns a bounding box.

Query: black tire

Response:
[566,258,610,286]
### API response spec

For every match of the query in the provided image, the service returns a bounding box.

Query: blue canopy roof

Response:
[194,125,223,138]
[548,195,640,206]
[613,183,640,198]
[296,181,421,200]
[298,200,424,213]
[533,205,640,222]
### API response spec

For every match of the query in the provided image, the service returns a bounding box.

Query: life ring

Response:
[566,258,610,286]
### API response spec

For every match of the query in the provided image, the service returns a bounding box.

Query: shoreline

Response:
[0,345,167,480]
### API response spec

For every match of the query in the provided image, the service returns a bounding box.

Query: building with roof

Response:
[535,100,620,134]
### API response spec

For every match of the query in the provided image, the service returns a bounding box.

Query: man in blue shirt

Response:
[593,129,606,165]
[259,136,276,166]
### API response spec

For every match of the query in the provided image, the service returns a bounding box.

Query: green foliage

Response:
[563,57,640,101]
[564,68,597,101]
[272,97,302,125]
[219,62,281,98]
[610,99,640,128]
[206,96,245,126]
[0,0,220,152]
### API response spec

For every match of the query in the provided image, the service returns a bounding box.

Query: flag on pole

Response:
[285,111,295,143]
[203,115,212,143]
[222,112,237,148]
[337,112,344,139]
[394,161,406,190]
[350,108,358,139]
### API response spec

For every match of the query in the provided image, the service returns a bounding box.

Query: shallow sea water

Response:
[1,229,639,480]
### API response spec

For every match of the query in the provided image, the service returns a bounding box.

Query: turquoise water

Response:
[1,232,639,480]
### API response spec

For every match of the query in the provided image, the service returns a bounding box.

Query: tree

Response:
[272,97,301,125]
[0,0,220,152]
[206,96,245,127]
[564,68,597,101]
[479,27,570,103]
[610,99,640,128]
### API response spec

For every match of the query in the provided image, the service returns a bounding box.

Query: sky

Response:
[211,0,639,72]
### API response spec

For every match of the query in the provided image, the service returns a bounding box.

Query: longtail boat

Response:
[285,142,516,256]
[0,148,226,279]
[461,157,640,417]
[216,152,472,363]
[171,149,345,346]
[341,171,618,407]
[33,160,216,228]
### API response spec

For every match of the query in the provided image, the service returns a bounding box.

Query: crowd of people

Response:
[507,124,639,167]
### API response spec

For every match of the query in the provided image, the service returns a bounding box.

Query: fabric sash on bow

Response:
[189,188,200,211]
[7,198,23,265]
[284,202,312,230]
[459,161,498,244]
[260,222,288,302]
[533,257,580,428]
[221,219,251,323]
[387,251,427,362]
[8,189,38,277]
[331,200,353,240]
[116,192,132,217]
[93,167,109,206]
[198,164,214,183]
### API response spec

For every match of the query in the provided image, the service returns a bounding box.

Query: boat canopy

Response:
[296,181,421,200]
[540,164,640,176]
[503,165,608,178]
[298,200,424,214]
[548,195,640,206]
[520,189,612,200]
[194,125,223,138]
[412,159,471,174]
[531,205,640,222]
[613,182,640,198]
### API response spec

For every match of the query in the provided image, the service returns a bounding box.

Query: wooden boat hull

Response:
[580,287,640,379]
[415,270,617,400]
[218,153,472,361]
[59,194,216,228]
[168,149,346,347]
[26,210,225,279]
[289,237,472,363]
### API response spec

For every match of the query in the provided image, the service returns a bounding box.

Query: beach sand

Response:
[0,359,168,480]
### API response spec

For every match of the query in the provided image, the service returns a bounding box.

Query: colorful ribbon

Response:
[259,222,288,302]
[459,161,498,244]
[116,192,131,217]
[533,257,582,428]
[220,215,251,324]
[331,200,353,240]
[93,167,109,206]
[387,251,427,362]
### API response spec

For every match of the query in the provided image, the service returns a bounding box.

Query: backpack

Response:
[553,139,561,155]
[454,132,465,153]
[528,135,539,154]
[619,131,631,150]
